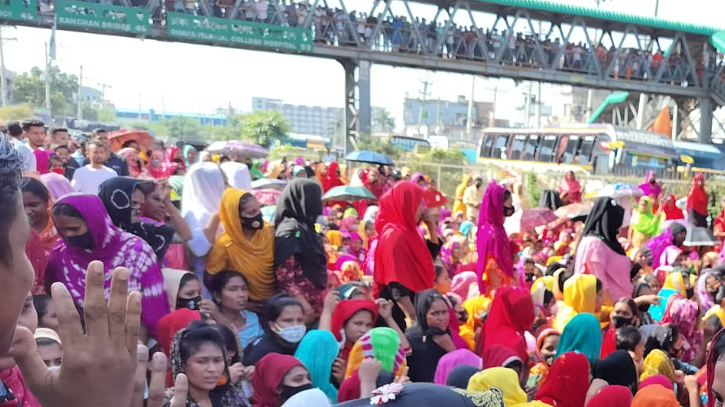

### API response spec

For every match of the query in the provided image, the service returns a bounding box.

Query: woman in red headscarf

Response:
[480,286,534,361]
[558,171,582,204]
[535,351,591,407]
[328,299,379,363]
[688,173,709,227]
[662,193,685,221]
[362,167,386,199]
[251,353,311,407]
[322,162,345,193]
[373,182,440,330]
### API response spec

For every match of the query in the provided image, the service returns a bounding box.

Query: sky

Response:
[2,0,722,130]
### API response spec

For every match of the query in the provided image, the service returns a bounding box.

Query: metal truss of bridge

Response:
[4,0,725,149]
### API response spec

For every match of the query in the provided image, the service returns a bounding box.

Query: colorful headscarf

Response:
[467,367,527,406]
[476,180,513,293]
[535,351,590,407]
[631,197,664,236]
[585,385,632,407]
[631,384,680,407]
[252,353,305,407]
[640,349,676,383]
[344,327,407,379]
[46,194,169,338]
[433,349,482,385]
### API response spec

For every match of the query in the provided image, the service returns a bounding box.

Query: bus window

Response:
[494,135,510,159]
[538,135,558,162]
[510,135,526,160]
[560,135,580,164]
[578,136,597,163]
[523,135,539,160]
[481,134,495,157]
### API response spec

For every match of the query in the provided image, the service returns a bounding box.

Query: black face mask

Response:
[709,289,720,299]
[457,310,469,323]
[638,303,650,313]
[686,287,694,299]
[649,178,656,184]
[176,296,201,311]
[172,158,184,163]
[503,205,515,217]
[475,182,482,189]
[65,232,94,249]
[279,383,313,404]
[241,213,264,230]
[612,316,633,329]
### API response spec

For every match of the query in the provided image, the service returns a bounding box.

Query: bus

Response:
[478,124,680,177]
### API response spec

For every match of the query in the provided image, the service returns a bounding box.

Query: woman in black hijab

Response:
[405,289,456,383]
[274,178,328,325]
[99,176,174,262]
[573,197,632,305]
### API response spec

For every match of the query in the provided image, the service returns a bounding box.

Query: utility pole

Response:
[77,65,83,120]
[44,43,51,113]
[418,79,432,137]
[465,75,475,140]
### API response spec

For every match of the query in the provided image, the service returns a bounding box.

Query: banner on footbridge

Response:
[56,1,151,35]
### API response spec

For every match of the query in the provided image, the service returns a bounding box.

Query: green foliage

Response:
[423,148,467,164]
[215,111,289,147]
[97,107,115,122]
[525,171,542,208]
[165,116,204,141]
[12,66,79,117]
[268,144,323,162]
[0,104,34,120]
[82,103,98,121]
[355,134,403,159]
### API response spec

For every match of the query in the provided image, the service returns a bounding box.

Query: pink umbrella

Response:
[251,189,282,206]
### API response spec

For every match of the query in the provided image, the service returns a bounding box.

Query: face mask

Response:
[241,213,264,230]
[503,205,515,217]
[638,303,650,313]
[52,168,65,175]
[709,289,719,299]
[275,324,306,343]
[686,287,694,299]
[649,178,656,184]
[151,159,161,167]
[612,316,632,329]
[176,296,201,311]
[65,232,94,249]
[172,158,184,163]
[457,310,468,323]
[279,383,313,403]
[475,182,482,189]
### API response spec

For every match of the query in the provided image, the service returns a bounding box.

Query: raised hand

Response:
[11,262,141,407]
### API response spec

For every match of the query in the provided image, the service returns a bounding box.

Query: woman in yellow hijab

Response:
[640,349,676,383]
[326,230,343,247]
[205,188,276,302]
[467,367,527,406]
[453,175,472,215]
[553,274,600,331]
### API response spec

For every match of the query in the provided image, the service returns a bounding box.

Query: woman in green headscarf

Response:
[294,330,340,403]
[629,196,664,249]
[555,312,602,370]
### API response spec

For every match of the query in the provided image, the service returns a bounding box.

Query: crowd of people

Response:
[32,0,725,88]
[7,117,725,407]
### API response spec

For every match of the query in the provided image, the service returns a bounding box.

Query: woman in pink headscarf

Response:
[147,150,170,179]
[639,170,663,204]
[557,171,582,204]
[476,180,518,297]
[118,147,147,178]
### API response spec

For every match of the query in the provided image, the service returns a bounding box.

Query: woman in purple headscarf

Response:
[639,171,663,204]
[45,193,170,339]
[476,180,517,297]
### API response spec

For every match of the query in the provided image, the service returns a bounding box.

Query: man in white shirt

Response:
[22,119,47,151]
[6,121,36,172]
[72,141,117,195]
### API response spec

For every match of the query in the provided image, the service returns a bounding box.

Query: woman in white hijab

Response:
[221,161,253,191]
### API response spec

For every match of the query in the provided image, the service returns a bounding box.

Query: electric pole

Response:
[44,43,51,113]
[418,79,432,137]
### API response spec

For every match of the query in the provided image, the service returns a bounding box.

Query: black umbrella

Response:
[684,226,719,246]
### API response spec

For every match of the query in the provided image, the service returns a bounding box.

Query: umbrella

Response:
[345,150,394,166]
[108,129,154,152]
[554,202,593,219]
[261,205,276,223]
[684,226,719,246]
[251,178,287,191]
[206,140,269,159]
[596,183,644,198]
[322,186,376,201]
[504,208,558,234]
[251,189,282,206]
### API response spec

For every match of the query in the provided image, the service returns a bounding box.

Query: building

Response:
[114,108,228,126]
[80,86,103,105]
[0,68,15,105]
[403,96,501,140]
[252,97,342,137]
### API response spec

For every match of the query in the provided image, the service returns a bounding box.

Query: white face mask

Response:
[275,323,306,343]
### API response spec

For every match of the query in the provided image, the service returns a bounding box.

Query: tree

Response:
[82,103,98,121]
[355,133,403,159]
[237,111,290,147]
[0,104,34,121]
[12,66,79,117]
[373,108,396,133]
[165,116,203,141]
[97,107,115,122]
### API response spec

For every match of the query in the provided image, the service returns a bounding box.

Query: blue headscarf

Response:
[294,330,339,402]
[459,221,474,237]
[183,144,198,167]
[555,312,602,368]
